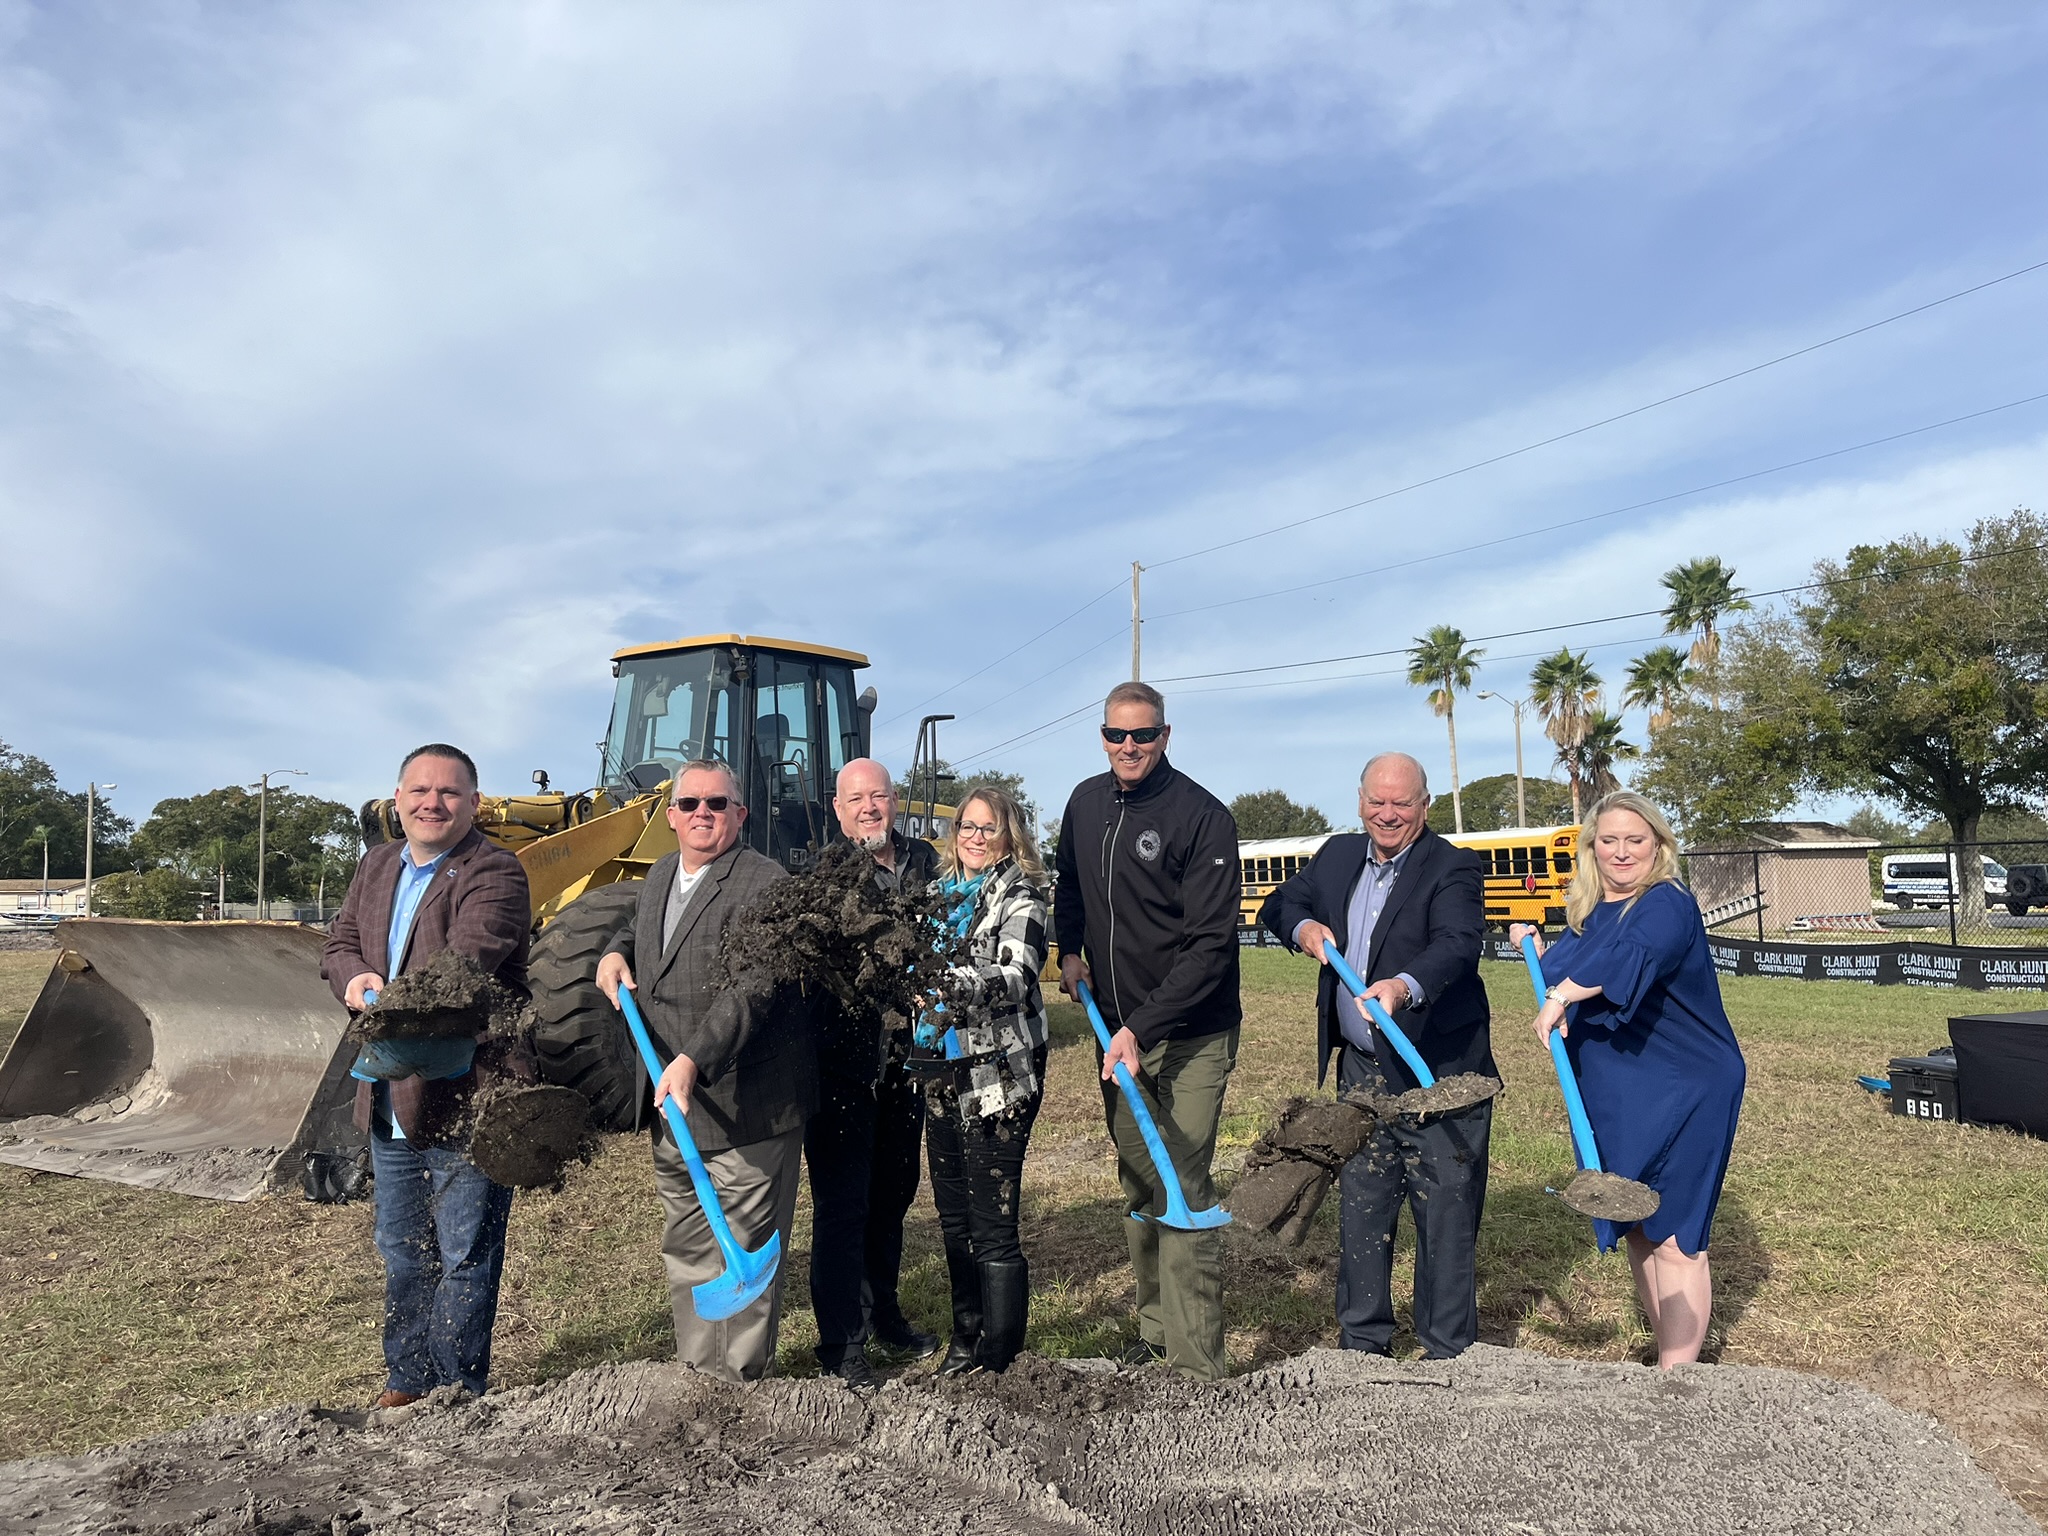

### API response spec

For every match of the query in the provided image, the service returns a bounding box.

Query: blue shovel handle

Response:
[617,985,781,1319]
[1520,934,1603,1173]
[1075,980,1230,1231]
[1318,946,1436,1087]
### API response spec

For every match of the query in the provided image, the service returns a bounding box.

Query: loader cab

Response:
[603,635,873,872]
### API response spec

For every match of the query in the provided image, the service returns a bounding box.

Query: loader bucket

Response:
[0,920,361,1201]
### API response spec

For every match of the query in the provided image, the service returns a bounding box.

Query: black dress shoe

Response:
[828,1352,880,1390]
[871,1320,942,1361]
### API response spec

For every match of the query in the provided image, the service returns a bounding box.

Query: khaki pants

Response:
[651,1124,804,1384]
[1102,1026,1239,1380]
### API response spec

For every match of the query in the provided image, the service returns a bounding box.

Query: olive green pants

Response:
[1101,1025,1239,1380]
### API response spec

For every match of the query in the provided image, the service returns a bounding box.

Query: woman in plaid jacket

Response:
[923,784,1050,1375]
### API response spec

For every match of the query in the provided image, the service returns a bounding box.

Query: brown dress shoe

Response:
[374,1389,421,1410]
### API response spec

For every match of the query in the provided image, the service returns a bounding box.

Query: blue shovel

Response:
[1518,934,1659,1220]
[1075,980,1230,1231]
[617,985,781,1319]
[1319,946,1500,1115]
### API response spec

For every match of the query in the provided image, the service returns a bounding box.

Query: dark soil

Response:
[1347,1071,1503,1120]
[1230,1096,1378,1243]
[350,950,525,1043]
[1560,1167,1663,1222]
[716,840,955,1038]
[2,1347,2036,1535]
[468,1085,597,1190]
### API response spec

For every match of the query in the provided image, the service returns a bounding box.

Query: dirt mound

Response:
[351,950,525,1042]
[2,1347,2036,1535]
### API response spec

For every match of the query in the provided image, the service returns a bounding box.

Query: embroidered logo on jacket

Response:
[1135,829,1163,862]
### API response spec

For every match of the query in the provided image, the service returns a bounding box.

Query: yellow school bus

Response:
[1234,825,1580,933]
[1445,824,1580,929]
[1237,835,1334,928]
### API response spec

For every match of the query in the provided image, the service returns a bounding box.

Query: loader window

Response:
[603,650,724,790]
[751,654,829,867]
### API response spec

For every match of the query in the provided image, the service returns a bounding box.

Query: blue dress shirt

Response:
[1296,839,1426,1054]
[387,845,452,973]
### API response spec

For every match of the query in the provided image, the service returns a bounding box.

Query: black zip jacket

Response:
[1053,757,1242,1050]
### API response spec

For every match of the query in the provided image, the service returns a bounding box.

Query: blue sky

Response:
[4,2,2047,835]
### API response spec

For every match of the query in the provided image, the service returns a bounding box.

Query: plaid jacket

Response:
[928,855,1050,1123]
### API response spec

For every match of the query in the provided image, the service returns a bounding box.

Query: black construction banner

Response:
[1480,934,2048,991]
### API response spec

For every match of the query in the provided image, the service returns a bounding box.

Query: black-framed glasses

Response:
[1101,725,1166,745]
[672,795,732,813]
[956,819,1001,840]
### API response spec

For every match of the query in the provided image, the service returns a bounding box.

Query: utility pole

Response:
[83,783,116,917]
[1477,692,1530,828]
[1130,561,1144,681]
[254,768,307,920]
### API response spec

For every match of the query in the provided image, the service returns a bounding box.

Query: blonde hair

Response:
[941,785,1046,881]
[1564,790,1684,933]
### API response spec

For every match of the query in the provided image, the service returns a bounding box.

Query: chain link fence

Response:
[1683,839,2048,948]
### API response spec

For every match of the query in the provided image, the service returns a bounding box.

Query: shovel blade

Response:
[689,1231,783,1322]
[1133,1202,1233,1231]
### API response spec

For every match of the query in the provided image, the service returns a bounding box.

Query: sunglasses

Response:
[1100,725,1165,745]
[672,795,732,813]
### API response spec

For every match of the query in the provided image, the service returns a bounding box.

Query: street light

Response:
[252,769,307,920]
[83,784,116,917]
[1475,692,1530,829]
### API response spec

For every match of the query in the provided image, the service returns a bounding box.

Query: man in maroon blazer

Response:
[322,743,531,1409]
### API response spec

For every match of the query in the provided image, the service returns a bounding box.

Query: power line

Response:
[885,255,2048,726]
[1146,256,2048,571]
[950,537,2048,767]
[876,577,1126,729]
[1149,388,2048,622]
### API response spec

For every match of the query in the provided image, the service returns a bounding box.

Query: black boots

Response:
[973,1260,1029,1374]
[936,1246,982,1377]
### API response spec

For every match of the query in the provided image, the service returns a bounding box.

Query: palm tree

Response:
[1407,625,1484,832]
[1530,647,1603,820]
[1622,645,1692,734]
[1568,711,1639,801]
[1660,556,1751,709]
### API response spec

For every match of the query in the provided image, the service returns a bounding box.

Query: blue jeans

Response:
[369,1117,514,1395]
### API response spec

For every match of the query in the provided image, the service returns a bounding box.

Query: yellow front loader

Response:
[0,635,886,1199]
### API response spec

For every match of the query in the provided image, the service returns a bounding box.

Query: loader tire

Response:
[528,881,649,1133]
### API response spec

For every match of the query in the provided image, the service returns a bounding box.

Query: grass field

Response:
[3,944,2045,1513]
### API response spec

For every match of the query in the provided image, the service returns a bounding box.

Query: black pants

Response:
[1335,1044,1491,1359]
[926,1046,1047,1270]
[805,1060,925,1364]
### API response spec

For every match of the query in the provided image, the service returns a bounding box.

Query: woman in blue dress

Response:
[1510,790,1745,1368]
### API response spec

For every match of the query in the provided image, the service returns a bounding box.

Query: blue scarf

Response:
[941,868,989,941]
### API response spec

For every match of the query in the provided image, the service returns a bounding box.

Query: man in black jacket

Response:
[1260,751,1494,1359]
[804,757,942,1386]
[1055,682,1241,1379]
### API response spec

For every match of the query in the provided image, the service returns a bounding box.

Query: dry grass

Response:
[5,945,2048,1504]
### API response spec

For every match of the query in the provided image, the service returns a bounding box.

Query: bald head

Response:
[1358,753,1431,860]
[834,757,896,856]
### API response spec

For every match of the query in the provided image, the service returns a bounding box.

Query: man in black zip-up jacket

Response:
[1054,681,1240,1379]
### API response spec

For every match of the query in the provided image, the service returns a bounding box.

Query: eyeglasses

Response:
[956,820,1001,841]
[1101,725,1166,745]
[672,795,732,813]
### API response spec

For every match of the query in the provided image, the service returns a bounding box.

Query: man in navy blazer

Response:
[1259,752,1494,1358]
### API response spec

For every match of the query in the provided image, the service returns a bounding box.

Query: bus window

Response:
[1555,852,1572,873]
[1532,849,1548,875]
[1511,848,1529,875]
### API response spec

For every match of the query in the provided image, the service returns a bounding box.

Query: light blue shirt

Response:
[1296,839,1426,1055]
[387,844,452,974]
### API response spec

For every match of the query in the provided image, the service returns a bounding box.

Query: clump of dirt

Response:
[3,1348,2037,1534]
[468,1084,597,1190]
[350,950,525,1042]
[1347,1071,1502,1120]
[1559,1168,1662,1222]
[716,839,955,1039]
[1230,1096,1377,1243]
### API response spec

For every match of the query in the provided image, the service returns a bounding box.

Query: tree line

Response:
[0,744,360,920]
